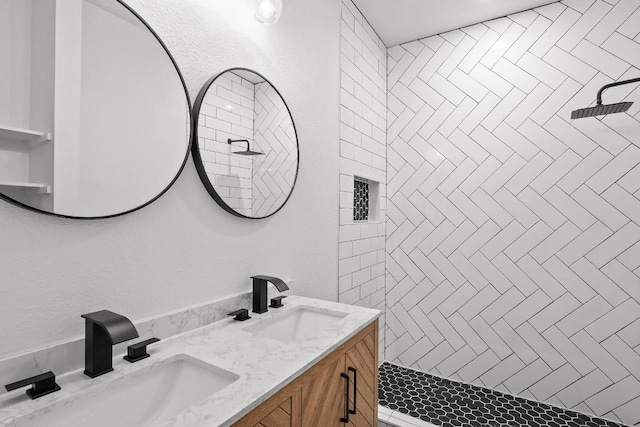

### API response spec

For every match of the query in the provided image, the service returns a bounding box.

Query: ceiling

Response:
[351,0,560,47]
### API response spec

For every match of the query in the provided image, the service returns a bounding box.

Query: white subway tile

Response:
[519,187,567,229]
[459,156,501,195]
[543,116,596,158]
[517,254,564,299]
[529,364,581,401]
[504,15,552,63]
[543,46,598,84]
[439,36,477,77]
[571,258,628,306]
[494,188,538,228]
[469,251,512,293]
[558,0,612,51]
[458,220,501,258]
[417,41,455,83]
[602,184,640,225]
[448,69,489,102]
[481,22,526,68]
[427,74,466,106]
[545,186,597,230]
[587,145,640,194]
[531,78,582,125]
[586,222,640,268]
[506,151,554,194]
[460,93,502,134]
[493,122,540,161]
[469,63,513,97]
[506,84,554,129]
[572,40,630,80]
[618,5,640,39]
[470,126,514,163]
[557,369,611,408]
[530,221,581,264]
[459,29,501,73]
[492,58,539,94]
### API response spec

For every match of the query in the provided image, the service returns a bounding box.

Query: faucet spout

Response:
[251,275,289,314]
[81,310,139,378]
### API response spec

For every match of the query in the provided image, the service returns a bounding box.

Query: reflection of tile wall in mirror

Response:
[252,83,297,217]
[198,72,255,217]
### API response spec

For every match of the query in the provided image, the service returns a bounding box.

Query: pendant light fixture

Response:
[255,0,282,24]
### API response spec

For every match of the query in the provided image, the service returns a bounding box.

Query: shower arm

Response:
[227,139,250,151]
[596,77,640,105]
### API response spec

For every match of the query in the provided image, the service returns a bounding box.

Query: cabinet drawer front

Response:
[301,355,346,427]
[235,390,300,427]
[254,397,293,427]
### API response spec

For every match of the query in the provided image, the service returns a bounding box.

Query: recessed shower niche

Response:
[353,176,380,223]
[191,68,299,219]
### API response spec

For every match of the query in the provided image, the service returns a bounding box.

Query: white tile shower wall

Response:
[198,72,255,216]
[252,82,297,217]
[385,1,640,425]
[339,0,387,361]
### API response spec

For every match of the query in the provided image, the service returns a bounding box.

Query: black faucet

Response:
[81,310,139,378]
[251,275,289,314]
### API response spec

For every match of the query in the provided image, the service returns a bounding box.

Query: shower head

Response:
[571,77,639,120]
[227,139,264,156]
[234,149,264,156]
[571,102,633,119]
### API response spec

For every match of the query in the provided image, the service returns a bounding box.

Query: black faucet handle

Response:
[269,295,287,308]
[124,338,160,363]
[5,371,61,399]
[228,309,251,321]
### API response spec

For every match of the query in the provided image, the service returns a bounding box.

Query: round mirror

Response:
[0,0,191,218]
[192,68,299,219]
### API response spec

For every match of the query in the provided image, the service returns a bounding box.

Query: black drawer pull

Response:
[340,372,350,423]
[348,366,357,415]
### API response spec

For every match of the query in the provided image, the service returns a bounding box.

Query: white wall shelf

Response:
[0,181,51,194]
[0,125,52,147]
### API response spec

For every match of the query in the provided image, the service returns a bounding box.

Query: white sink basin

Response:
[14,355,238,427]
[244,306,348,343]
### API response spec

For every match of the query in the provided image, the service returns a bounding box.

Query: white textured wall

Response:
[0,0,340,359]
[385,1,640,424]
[338,0,387,358]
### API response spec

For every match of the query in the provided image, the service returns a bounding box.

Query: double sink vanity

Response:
[0,0,375,425]
[0,293,380,427]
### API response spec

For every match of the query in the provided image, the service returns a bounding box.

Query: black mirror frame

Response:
[0,0,192,220]
[191,67,300,219]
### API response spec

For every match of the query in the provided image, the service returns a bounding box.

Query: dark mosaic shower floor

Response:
[379,362,628,427]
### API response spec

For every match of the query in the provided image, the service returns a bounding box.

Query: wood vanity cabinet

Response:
[233,320,378,427]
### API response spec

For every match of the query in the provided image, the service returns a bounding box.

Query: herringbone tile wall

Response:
[339,0,387,358]
[385,0,640,425]
[252,82,297,217]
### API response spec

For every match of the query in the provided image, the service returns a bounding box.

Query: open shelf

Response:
[0,181,51,194]
[0,125,52,146]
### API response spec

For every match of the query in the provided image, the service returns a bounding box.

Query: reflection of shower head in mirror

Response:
[227,139,264,156]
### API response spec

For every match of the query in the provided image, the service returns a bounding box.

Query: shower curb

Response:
[379,404,438,427]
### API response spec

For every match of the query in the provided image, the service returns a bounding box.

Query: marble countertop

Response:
[0,296,381,427]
